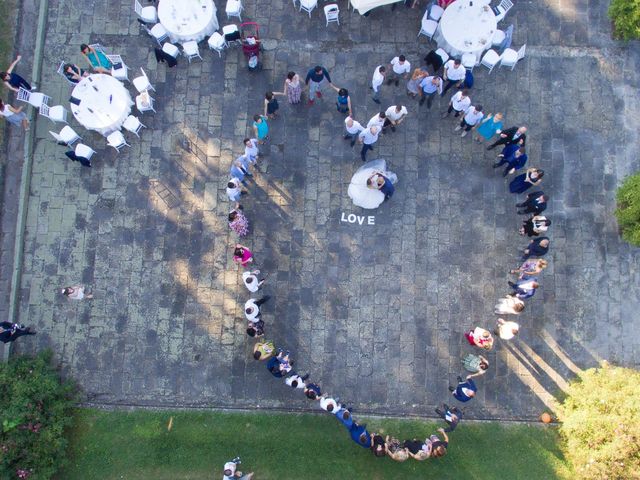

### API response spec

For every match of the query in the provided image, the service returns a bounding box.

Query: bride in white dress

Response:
[347,159,398,209]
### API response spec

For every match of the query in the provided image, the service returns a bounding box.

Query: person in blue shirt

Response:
[334,406,353,429]
[349,422,371,448]
[449,376,477,403]
[305,65,333,104]
[0,55,33,92]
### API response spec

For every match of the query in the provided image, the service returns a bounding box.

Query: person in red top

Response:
[233,244,253,267]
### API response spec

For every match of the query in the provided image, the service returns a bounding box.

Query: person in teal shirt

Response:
[252,114,269,143]
[80,44,112,74]
[474,112,503,144]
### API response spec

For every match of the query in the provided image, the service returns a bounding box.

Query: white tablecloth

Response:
[350,0,403,15]
[158,0,219,43]
[435,0,496,63]
[70,74,133,136]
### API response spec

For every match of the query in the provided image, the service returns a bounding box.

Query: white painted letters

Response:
[340,212,375,226]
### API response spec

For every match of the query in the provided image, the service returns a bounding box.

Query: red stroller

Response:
[240,22,262,70]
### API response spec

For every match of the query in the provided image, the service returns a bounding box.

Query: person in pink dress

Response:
[233,244,254,267]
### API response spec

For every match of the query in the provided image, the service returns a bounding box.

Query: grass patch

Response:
[58,409,572,480]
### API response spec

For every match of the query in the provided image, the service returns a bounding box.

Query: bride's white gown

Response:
[347,159,397,209]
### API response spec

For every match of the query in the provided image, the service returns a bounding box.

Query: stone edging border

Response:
[3,0,49,362]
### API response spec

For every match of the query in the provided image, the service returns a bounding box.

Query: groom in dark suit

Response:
[487,125,527,150]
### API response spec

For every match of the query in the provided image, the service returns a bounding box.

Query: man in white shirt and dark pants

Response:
[371,65,386,104]
[443,89,471,119]
[455,105,484,137]
[384,104,408,132]
[358,126,380,162]
[442,59,466,96]
[344,115,364,147]
[387,55,411,87]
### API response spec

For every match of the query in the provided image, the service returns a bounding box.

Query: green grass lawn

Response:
[58,409,572,480]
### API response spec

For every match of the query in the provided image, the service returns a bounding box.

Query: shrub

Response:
[0,350,78,480]
[608,0,640,40]
[558,363,640,480]
[615,172,640,246]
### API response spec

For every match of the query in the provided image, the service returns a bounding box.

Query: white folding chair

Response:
[480,49,501,74]
[299,0,318,17]
[132,68,155,93]
[39,104,68,123]
[50,126,81,146]
[17,87,50,108]
[162,42,180,59]
[134,0,158,23]
[461,52,476,70]
[494,0,513,22]
[182,41,203,62]
[207,32,227,57]
[75,143,96,163]
[106,54,129,81]
[428,3,444,21]
[225,0,243,21]
[107,131,130,152]
[500,44,526,70]
[149,23,169,46]
[136,91,156,113]
[435,48,449,64]
[123,115,146,137]
[222,24,241,45]
[324,4,339,25]
[418,17,438,40]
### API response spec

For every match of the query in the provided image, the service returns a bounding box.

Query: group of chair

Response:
[292,0,339,25]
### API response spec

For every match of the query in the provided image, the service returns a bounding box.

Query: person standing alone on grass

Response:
[305,65,333,105]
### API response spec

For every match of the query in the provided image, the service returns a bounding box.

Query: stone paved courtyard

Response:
[7,0,640,421]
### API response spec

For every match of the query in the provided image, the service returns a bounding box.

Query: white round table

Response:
[435,0,497,64]
[158,0,219,43]
[70,74,133,136]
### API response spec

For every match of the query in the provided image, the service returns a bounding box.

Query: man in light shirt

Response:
[242,270,266,293]
[454,105,484,137]
[367,111,388,132]
[358,125,380,162]
[418,75,443,108]
[384,104,408,132]
[442,58,467,95]
[243,137,259,163]
[370,65,386,104]
[443,89,471,118]
[387,54,411,87]
[343,115,364,147]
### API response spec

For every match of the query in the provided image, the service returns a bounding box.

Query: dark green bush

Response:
[0,351,77,479]
[615,172,640,246]
[608,0,640,40]
[558,363,640,480]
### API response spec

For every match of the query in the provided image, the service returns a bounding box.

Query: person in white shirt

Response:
[243,138,259,163]
[495,318,520,340]
[242,270,265,293]
[442,59,466,95]
[358,126,380,162]
[384,105,408,132]
[285,373,309,389]
[367,111,388,132]
[443,89,471,118]
[226,177,245,202]
[387,55,411,87]
[244,296,271,322]
[494,295,525,315]
[319,395,340,413]
[222,458,253,480]
[344,115,364,147]
[455,105,484,137]
[371,65,386,104]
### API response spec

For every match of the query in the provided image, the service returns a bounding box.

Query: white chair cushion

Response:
[150,23,167,37]
[49,105,66,119]
[140,6,157,23]
[60,126,78,143]
[435,48,449,63]
[492,30,506,46]
[429,4,444,20]
[183,41,199,55]
[222,25,238,35]
[421,18,438,35]
[107,131,125,146]
[123,116,139,131]
[461,53,476,67]
[162,42,180,57]
[482,49,501,65]
[208,32,225,49]
[300,0,317,8]
[75,144,94,158]
[226,0,241,14]
[501,48,518,64]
